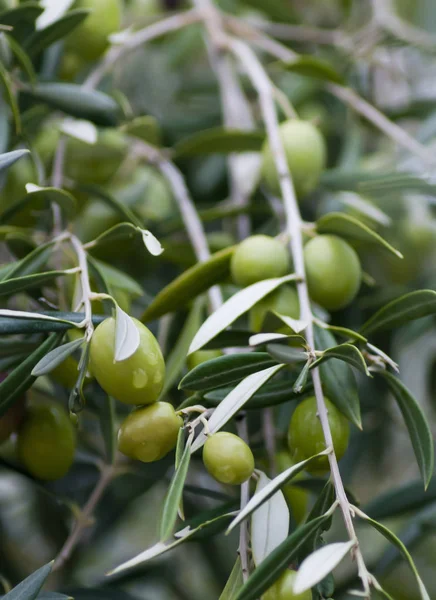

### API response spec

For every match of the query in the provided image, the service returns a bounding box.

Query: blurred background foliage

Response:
[2,0,436,598]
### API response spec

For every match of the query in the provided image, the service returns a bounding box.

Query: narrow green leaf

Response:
[0,149,29,174]
[0,186,76,224]
[266,344,307,365]
[203,329,252,350]
[5,33,36,83]
[175,427,185,471]
[25,9,90,56]
[219,557,243,600]
[293,360,311,393]
[142,246,236,322]
[0,333,62,417]
[0,3,43,39]
[22,83,120,126]
[37,593,72,600]
[234,510,335,600]
[360,290,436,336]
[161,299,203,397]
[0,311,103,335]
[364,478,436,520]
[3,561,52,600]
[2,240,56,280]
[180,352,278,391]
[78,187,143,228]
[354,507,430,600]
[311,344,370,376]
[100,396,117,464]
[173,127,264,157]
[68,342,90,413]
[313,320,367,343]
[279,56,344,84]
[294,541,355,594]
[159,435,192,541]
[0,270,68,296]
[89,257,143,298]
[314,326,362,429]
[378,371,434,489]
[31,337,83,376]
[0,60,20,133]
[316,212,402,258]
[85,222,140,248]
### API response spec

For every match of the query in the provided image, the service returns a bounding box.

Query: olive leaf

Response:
[173,127,265,157]
[311,343,370,376]
[219,557,243,600]
[100,396,117,465]
[0,149,29,173]
[141,229,164,256]
[114,304,140,362]
[31,337,83,376]
[3,560,53,600]
[293,541,355,594]
[26,8,90,56]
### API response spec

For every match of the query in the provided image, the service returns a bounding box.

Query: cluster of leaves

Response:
[2,0,436,599]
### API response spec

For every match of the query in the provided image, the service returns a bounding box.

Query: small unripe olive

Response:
[262,569,312,600]
[275,451,309,524]
[90,317,165,406]
[17,401,76,480]
[118,402,183,462]
[304,235,362,311]
[262,119,326,199]
[288,396,349,474]
[230,235,289,287]
[66,0,122,62]
[249,285,299,333]
[187,350,223,370]
[203,432,254,485]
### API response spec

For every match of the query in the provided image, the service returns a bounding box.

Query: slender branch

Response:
[84,9,200,89]
[53,464,115,570]
[134,140,223,313]
[372,0,436,49]
[255,20,350,48]
[262,407,277,477]
[236,414,250,582]
[229,37,372,597]
[69,234,94,340]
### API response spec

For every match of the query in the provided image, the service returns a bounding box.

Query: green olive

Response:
[288,395,349,474]
[262,569,312,600]
[304,235,362,311]
[0,376,26,444]
[187,350,223,370]
[59,51,85,81]
[50,354,80,389]
[66,0,122,62]
[118,402,183,462]
[17,400,76,480]
[262,119,326,199]
[275,451,309,524]
[89,317,165,405]
[230,235,289,287]
[203,432,254,485]
[249,285,299,333]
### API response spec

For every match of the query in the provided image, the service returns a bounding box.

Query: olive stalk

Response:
[236,413,250,582]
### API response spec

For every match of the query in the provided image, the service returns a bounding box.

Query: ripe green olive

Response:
[262,119,326,199]
[288,395,349,474]
[203,432,254,485]
[304,235,362,311]
[66,0,122,62]
[275,451,309,524]
[187,350,223,370]
[249,285,300,333]
[89,317,165,405]
[17,400,76,480]
[230,235,289,287]
[0,375,26,444]
[118,402,183,462]
[262,569,312,600]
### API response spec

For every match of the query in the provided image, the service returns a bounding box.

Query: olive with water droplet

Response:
[89,317,165,405]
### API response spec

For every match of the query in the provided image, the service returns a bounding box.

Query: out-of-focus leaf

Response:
[180,352,277,391]
[294,541,354,594]
[22,83,120,126]
[279,56,344,83]
[4,33,36,83]
[0,3,43,40]
[3,560,53,600]
[142,246,236,322]
[100,396,116,464]
[378,371,434,489]
[0,186,76,224]
[0,60,20,133]
[0,149,29,173]
[360,290,436,336]
[316,212,402,258]
[219,557,243,600]
[121,115,161,146]
[0,270,68,296]
[25,9,90,56]
[173,127,264,157]
[364,478,436,520]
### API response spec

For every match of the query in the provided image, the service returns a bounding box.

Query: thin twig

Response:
[69,234,94,340]
[84,9,200,89]
[134,140,223,313]
[53,464,115,571]
[229,37,372,597]
[262,407,277,477]
[236,414,250,582]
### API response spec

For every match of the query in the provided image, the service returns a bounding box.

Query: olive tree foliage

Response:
[1,0,436,598]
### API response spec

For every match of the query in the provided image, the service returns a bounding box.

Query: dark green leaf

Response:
[0,311,104,335]
[180,352,277,391]
[31,337,83,376]
[100,396,117,464]
[266,344,307,365]
[314,320,367,343]
[78,185,143,228]
[0,149,29,174]
[360,290,436,336]
[0,3,43,40]
[0,187,76,224]
[314,326,362,429]
[0,270,68,296]
[378,371,434,489]
[22,83,120,126]
[142,246,235,322]
[159,436,192,540]
[311,344,370,376]
[89,258,143,297]
[5,34,36,83]
[0,60,20,133]
[219,557,243,600]
[292,360,311,393]
[203,329,251,350]
[25,9,90,56]
[320,169,434,195]
[0,333,62,416]
[235,512,333,600]
[37,593,72,600]
[3,561,52,600]
[364,478,436,520]
[279,56,344,84]
[173,127,265,157]
[316,212,402,258]
[2,240,56,280]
